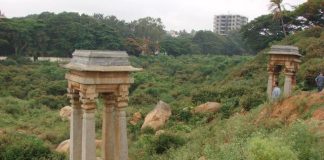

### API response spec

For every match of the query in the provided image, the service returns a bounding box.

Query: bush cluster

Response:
[0,133,66,160]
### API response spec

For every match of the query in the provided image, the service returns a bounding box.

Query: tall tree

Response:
[269,0,288,37]
[293,0,324,27]
[240,15,284,52]
[192,31,227,55]
[0,19,38,56]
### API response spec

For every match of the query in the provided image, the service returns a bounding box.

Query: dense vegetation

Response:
[0,13,248,57]
[127,21,324,160]
[0,25,323,159]
[240,0,323,53]
[0,0,323,159]
[0,0,322,57]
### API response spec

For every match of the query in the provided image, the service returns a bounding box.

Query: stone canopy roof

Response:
[64,50,142,72]
[268,45,302,57]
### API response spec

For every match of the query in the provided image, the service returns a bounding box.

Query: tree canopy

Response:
[240,0,323,52]
[0,12,250,57]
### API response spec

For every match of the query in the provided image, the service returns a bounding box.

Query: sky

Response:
[1,0,307,31]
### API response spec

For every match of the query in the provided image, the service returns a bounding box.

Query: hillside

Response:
[0,27,323,160]
[0,55,252,159]
[126,26,324,160]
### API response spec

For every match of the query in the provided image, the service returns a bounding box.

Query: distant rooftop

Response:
[0,10,5,18]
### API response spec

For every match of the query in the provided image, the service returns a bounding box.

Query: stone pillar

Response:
[81,98,97,160]
[284,72,293,97]
[267,72,274,99]
[114,85,129,160]
[102,93,115,160]
[292,74,297,87]
[68,89,82,160]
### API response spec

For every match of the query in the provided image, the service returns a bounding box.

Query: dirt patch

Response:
[313,108,324,120]
[256,92,324,124]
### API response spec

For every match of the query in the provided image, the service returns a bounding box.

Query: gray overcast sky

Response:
[1,0,306,31]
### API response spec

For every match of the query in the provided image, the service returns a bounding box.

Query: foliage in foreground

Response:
[129,108,323,160]
[0,133,66,160]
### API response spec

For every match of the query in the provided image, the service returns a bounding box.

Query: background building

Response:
[213,14,248,35]
[0,10,6,19]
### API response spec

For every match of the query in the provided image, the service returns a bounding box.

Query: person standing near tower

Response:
[315,72,324,92]
[272,81,281,101]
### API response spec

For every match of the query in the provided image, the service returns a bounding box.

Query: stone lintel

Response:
[268,45,301,57]
[64,64,142,72]
[66,73,134,85]
[64,50,142,72]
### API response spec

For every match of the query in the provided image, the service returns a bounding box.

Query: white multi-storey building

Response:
[213,15,248,35]
[0,11,5,19]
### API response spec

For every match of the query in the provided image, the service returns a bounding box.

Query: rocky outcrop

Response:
[60,106,72,121]
[56,139,102,153]
[141,101,172,131]
[55,139,70,153]
[193,102,222,113]
[198,156,206,160]
[0,129,4,136]
[130,112,142,125]
[155,130,165,136]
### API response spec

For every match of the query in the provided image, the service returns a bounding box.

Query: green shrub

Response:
[0,59,18,66]
[145,88,161,97]
[35,95,67,109]
[239,92,265,111]
[247,137,298,160]
[0,97,29,116]
[205,142,246,160]
[45,80,67,96]
[4,56,32,65]
[0,133,66,160]
[153,134,185,154]
[297,58,324,90]
[220,97,239,118]
[191,90,221,105]
[285,122,321,160]
[141,127,155,135]
[177,110,193,122]
[128,120,143,140]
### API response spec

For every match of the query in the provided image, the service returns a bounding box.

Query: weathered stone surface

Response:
[198,156,206,160]
[141,101,172,131]
[64,50,141,72]
[56,139,102,153]
[193,102,221,113]
[65,50,142,160]
[313,108,324,120]
[267,45,301,98]
[155,130,165,136]
[130,112,142,125]
[59,106,72,121]
[56,139,70,153]
[268,45,301,56]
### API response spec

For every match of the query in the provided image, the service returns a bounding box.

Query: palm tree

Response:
[269,0,287,37]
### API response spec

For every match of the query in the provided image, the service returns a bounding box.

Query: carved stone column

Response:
[80,97,97,160]
[114,85,129,160]
[284,72,294,97]
[291,74,297,87]
[64,50,141,160]
[68,89,82,160]
[267,71,274,99]
[102,93,115,160]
